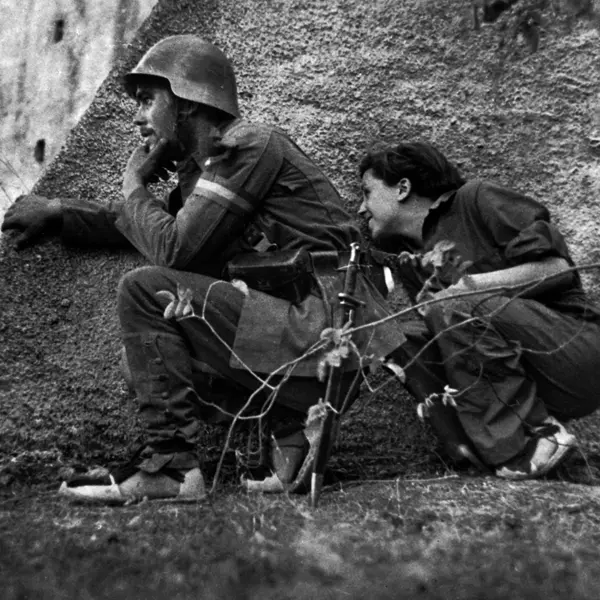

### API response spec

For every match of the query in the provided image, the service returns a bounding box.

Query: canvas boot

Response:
[121,332,205,448]
[59,445,206,504]
[271,430,309,484]
[242,409,312,493]
[496,416,576,480]
[59,332,206,503]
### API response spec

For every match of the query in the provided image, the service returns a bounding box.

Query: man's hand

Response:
[122,139,175,199]
[1,194,63,250]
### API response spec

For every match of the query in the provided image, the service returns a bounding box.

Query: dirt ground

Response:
[4,472,600,600]
[2,0,600,597]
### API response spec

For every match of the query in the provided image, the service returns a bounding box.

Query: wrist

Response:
[123,174,145,200]
[124,184,148,202]
[47,198,64,230]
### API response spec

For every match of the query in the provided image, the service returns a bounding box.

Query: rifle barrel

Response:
[310,242,362,508]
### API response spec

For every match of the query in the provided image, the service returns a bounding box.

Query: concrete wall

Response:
[0,0,157,215]
[1,0,599,475]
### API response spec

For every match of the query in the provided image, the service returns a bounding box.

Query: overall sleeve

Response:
[60,198,132,248]
[474,181,572,265]
[114,124,283,271]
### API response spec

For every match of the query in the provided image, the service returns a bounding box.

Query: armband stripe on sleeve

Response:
[210,173,260,208]
[193,180,254,215]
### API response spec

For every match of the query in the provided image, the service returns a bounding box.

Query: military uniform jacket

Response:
[59,119,405,375]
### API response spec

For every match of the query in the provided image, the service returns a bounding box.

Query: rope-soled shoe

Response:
[242,430,312,494]
[496,416,576,480]
[242,403,328,494]
[59,467,206,504]
[58,449,206,504]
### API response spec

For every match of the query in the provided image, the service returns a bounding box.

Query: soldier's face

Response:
[358,169,404,243]
[133,83,181,158]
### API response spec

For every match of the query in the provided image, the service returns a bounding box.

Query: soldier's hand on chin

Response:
[122,139,176,198]
[1,194,63,250]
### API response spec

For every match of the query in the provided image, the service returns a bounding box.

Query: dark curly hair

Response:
[359,141,466,199]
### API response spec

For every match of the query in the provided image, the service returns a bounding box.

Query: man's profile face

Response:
[133,82,181,159]
[359,169,403,243]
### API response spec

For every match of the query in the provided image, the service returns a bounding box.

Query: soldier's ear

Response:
[177,99,200,120]
[396,178,412,202]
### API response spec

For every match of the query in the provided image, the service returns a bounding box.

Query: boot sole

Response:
[59,491,207,505]
[58,481,207,505]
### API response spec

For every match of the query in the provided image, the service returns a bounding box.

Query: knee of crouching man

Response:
[424,295,478,330]
[426,293,509,331]
[118,266,164,296]
[117,266,169,310]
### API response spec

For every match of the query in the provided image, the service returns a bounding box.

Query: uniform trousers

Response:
[391,294,600,466]
[117,266,356,467]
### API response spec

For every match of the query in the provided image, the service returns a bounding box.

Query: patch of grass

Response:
[3,477,600,599]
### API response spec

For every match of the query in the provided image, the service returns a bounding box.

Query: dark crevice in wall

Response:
[53,19,65,43]
[0,84,6,120]
[112,0,140,63]
[34,139,46,163]
[65,44,82,118]
[14,0,36,142]
[65,2,85,118]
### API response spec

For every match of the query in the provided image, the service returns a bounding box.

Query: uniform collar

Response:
[420,189,458,248]
[428,189,456,213]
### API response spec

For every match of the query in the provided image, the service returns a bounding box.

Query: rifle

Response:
[310,241,363,508]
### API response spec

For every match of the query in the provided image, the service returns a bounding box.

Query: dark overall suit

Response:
[392,180,600,466]
[58,120,405,471]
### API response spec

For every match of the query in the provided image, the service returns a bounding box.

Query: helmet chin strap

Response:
[176,110,224,164]
[155,133,185,164]
[168,114,191,162]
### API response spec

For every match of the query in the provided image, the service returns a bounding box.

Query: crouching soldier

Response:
[358,140,600,480]
[2,35,404,503]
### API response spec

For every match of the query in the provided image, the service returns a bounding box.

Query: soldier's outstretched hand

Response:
[1,194,63,250]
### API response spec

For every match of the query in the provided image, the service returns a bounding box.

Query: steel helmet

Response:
[124,35,240,118]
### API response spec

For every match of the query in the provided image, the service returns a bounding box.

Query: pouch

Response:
[226,248,314,304]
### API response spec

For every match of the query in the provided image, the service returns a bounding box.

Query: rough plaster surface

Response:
[1,0,599,474]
